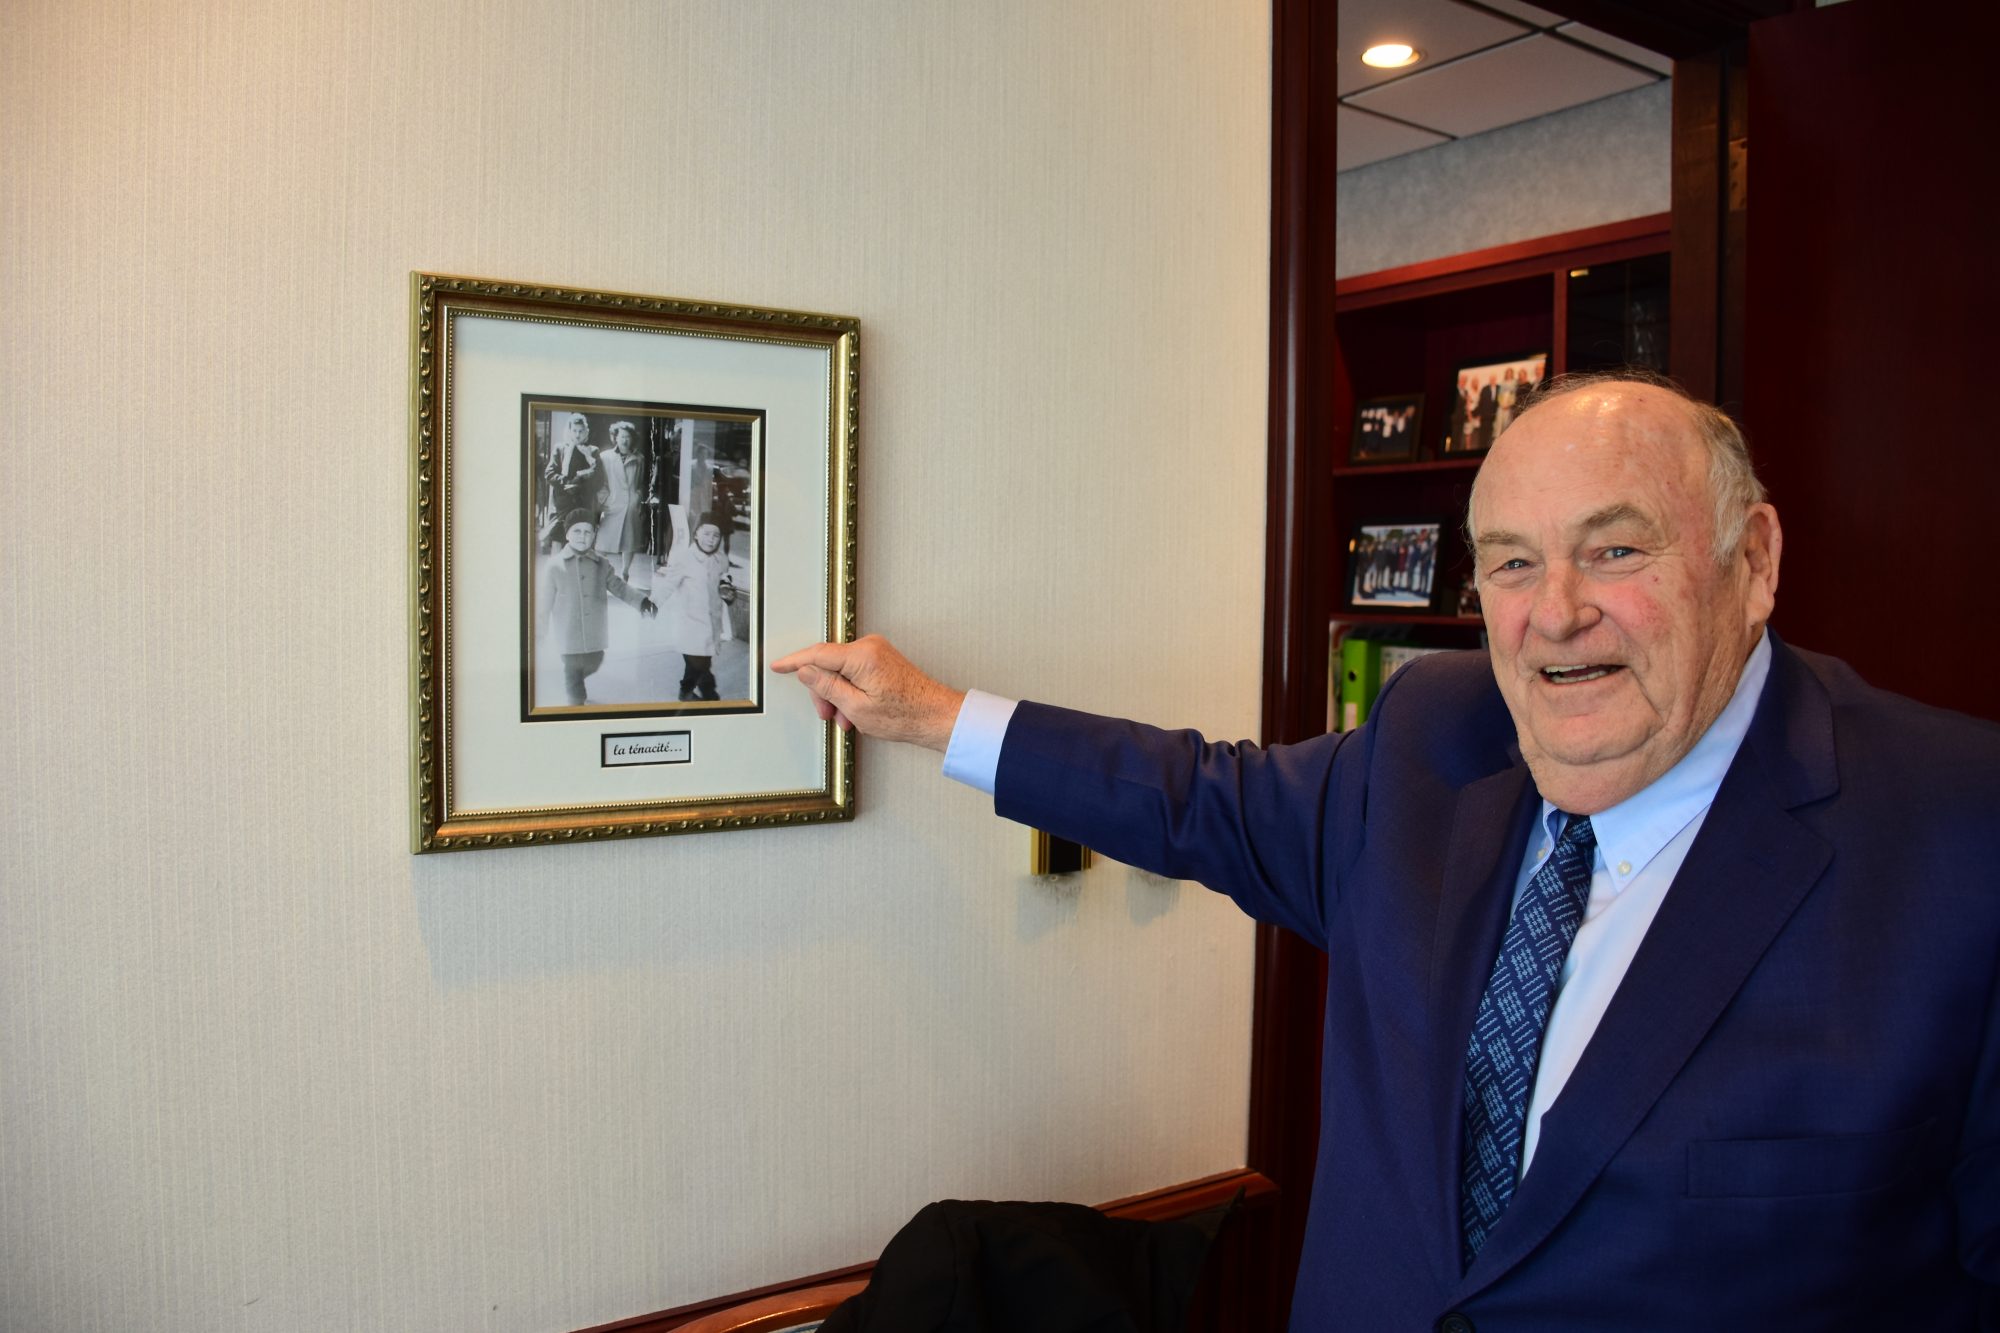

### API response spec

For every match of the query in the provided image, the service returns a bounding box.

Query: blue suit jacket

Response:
[994,638,2000,1330]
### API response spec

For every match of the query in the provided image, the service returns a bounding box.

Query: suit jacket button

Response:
[1436,1315,1474,1333]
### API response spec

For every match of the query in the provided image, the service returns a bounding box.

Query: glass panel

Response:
[1565,253,1670,374]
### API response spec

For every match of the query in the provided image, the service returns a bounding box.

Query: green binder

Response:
[1338,637,1383,732]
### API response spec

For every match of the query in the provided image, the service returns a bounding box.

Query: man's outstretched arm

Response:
[774,633,1350,939]
[771,635,968,751]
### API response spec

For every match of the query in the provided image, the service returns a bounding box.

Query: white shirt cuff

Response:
[940,688,1018,796]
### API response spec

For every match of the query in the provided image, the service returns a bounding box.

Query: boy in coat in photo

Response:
[538,509,655,706]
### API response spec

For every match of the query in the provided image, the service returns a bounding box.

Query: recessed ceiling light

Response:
[1361,43,1422,69]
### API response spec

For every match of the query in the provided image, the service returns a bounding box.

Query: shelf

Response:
[1332,612,1483,627]
[1334,214,1671,312]
[1332,457,1484,478]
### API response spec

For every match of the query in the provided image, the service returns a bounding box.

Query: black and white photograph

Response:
[409,273,857,851]
[1349,392,1425,464]
[1344,519,1443,612]
[1442,351,1547,455]
[524,399,759,720]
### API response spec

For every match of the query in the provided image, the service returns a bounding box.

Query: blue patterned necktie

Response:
[1459,813,1597,1267]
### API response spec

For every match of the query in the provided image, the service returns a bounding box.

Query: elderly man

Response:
[775,374,1999,1329]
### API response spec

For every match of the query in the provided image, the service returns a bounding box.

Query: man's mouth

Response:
[1540,664,1624,684]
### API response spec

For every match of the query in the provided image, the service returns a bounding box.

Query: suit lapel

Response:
[1453,641,1837,1298]
[1421,762,1539,1288]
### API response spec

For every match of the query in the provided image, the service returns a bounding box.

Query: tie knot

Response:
[1559,814,1596,852]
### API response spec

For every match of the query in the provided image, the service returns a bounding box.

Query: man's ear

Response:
[1738,503,1782,625]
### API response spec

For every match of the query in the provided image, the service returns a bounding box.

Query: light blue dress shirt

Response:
[1513,631,1769,1172]
[941,634,1774,1179]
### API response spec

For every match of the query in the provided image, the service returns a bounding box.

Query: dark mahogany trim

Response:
[1551,261,1571,377]
[1332,457,1484,478]
[1716,43,1749,416]
[1670,50,1723,403]
[667,1280,868,1333]
[1667,42,1747,413]
[1098,1167,1280,1220]
[574,1170,1280,1333]
[1335,213,1671,306]
[575,1263,876,1333]
[1523,0,1790,60]
[1335,612,1485,629]
[1262,0,1326,755]
[1255,0,1341,1325]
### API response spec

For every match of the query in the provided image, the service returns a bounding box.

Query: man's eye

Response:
[1603,546,1637,560]
[1490,558,1531,575]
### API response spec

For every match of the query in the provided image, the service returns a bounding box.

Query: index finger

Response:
[770,641,852,675]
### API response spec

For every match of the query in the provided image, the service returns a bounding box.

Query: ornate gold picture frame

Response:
[409,274,856,852]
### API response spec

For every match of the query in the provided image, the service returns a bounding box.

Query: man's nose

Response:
[1529,563,1599,639]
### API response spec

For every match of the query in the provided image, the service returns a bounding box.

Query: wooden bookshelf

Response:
[1329,214,1673,663]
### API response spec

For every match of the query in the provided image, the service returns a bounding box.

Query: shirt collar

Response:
[1542,631,1772,888]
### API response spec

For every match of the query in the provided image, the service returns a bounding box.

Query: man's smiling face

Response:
[1469,384,1781,814]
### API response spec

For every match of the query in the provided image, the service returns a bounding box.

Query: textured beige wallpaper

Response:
[0,2,1271,1330]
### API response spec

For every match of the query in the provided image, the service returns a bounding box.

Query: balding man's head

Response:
[1464,373,1783,814]
[1475,372,1766,564]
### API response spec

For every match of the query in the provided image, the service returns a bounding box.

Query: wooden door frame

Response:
[1252,0,1340,1320]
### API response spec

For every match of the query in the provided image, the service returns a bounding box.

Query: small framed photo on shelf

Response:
[1442,351,1548,456]
[1348,393,1425,465]
[1343,519,1446,613]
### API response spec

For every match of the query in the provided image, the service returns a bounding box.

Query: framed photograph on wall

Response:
[409,273,857,852]
[1441,351,1548,456]
[1348,393,1425,465]
[1343,518,1446,613]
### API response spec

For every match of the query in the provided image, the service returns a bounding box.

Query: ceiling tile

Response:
[1344,33,1658,138]
[1337,0,1532,96]
[1470,0,1569,28]
[1555,21,1676,75]
[1337,106,1452,171]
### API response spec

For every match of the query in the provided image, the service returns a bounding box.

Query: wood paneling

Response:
[1535,0,1793,59]
[1668,42,1747,412]
[1257,0,1343,1323]
[663,1281,869,1333]
[1744,1,2000,719]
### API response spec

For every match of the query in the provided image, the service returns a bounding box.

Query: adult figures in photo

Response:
[1494,368,1520,438]
[543,411,600,549]
[1490,360,1546,440]
[1472,375,1498,453]
[1350,522,1439,608]
[1447,354,1548,456]
[1351,395,1424,464]
[595,419,647,580]
[520,403,760,717]
[1446,376,1479,454]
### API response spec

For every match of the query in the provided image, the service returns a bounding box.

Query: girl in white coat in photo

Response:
[654,514,735,701]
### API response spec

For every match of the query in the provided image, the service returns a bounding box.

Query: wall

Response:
[0,3,1272,1330]
[1335,81,1670,278]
